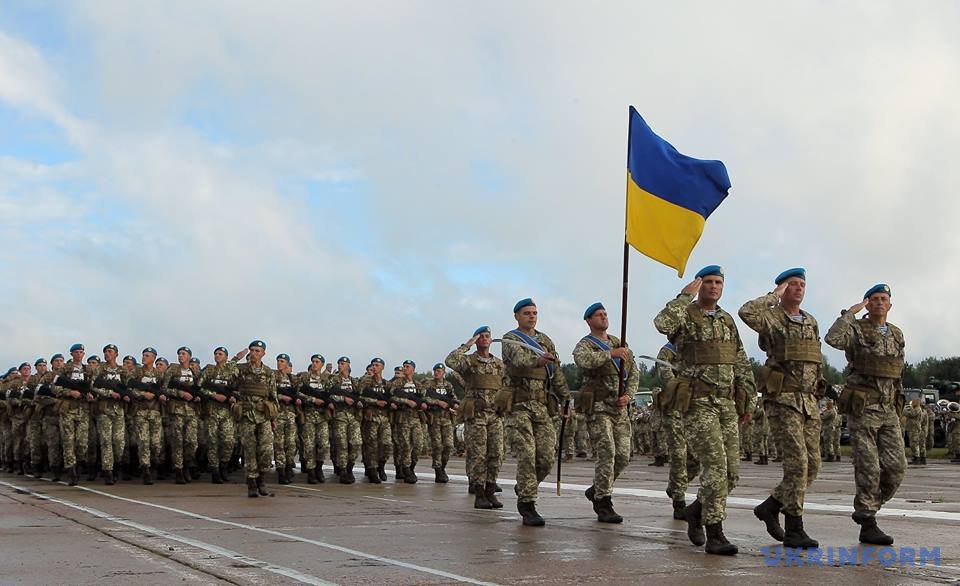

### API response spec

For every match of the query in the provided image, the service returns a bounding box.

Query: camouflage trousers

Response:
[633,424,649,455]
[503,418,519,457]
[136,409,163,468]
[394,412,423,469]
[240,418,275,479]
[123,412,137,465]
[273,406,298,469]
[9,413,28,463]
[428,413,455,469]
[587,407,632,499]
[821,425,838,458]
[27,415,43,468]
[361,411,392,469]
[664,410,700,501]
[59,403,90,469]
[511,401,556,503]
[41,414,62,469]
[739,421,753,456]
[683,397,740,525]
[464,410,503,485]
[752,424,768,456]
[1,416,12,464]
[418,419,430,456]
[301,409,330,471]
[648,428,667,458]
[206,405,237,468]
[97,402,126,471]
[832,424,840,457]
[170,410,199,470]
[767,402,821,516]
[332,410,361,468]
[907,426,925,458]
[849,406,906,515]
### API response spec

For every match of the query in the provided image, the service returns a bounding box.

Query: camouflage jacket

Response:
[738,293,823,416]
[656,344,678,385]
[296,370,330,409]
[824,312,904,409]
[197,362,239,403]
[501,329,570,403]
[356,374,391,409]
[422,378,457,410]
[90,363,129,400]
[28,372,58,413]
[53,360,92,403]
[653,294,756,398]
[445,346,504,407]
[572,334,639,416]
[127,365,164,410]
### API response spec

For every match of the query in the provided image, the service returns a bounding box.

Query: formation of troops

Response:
[4,271,960,556]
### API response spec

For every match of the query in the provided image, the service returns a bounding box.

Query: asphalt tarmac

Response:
[2,454,958,585]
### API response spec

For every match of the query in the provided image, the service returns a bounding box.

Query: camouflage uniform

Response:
[273,370,300,475]
[128,365,164,471]
[751,403,769,457]
[5,374,29,471]
[236,362,279,480]
[501,329,571,507]
[656,344,700,505]
[903,403,925,460]
[572,334,638,506]
[647,406,666,461]
[924,407,934,452]
[90,363,129,475]
[297,370,331,478]
[390,377,425,479]
[29,372,60,474]
[197,362,239,475]
[423,377,457,475]
[633,409,649,455]
[53,360,93,473]
[654,295,756,526]
[329,373,362,475]
[445,345,505,495]
[825,311,906,530]
[820,406,838,460]
[163,364,201,474]
[357,373,393,481]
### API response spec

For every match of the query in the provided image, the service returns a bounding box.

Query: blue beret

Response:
[19,362,30,370]
[51,353,64,361]
[248,340,266,350]
[214,346,228,355]
[69,343,84,353]
[863,283,891,299]
[276,353,291,363]
[311,354,325,363]
[122,355,136,363]
[177,346,192,356]
[189,357,200,364]
[142,347,157,356]
[775,267,806,285]
[34,358,46,366]
[473,325,491,337]
[370,357,384,366]
[394,366,402,371]
[156,357,168,365]
[337,356,350,363]
[695,265,724,279]
[583,302,605,320]
[4,367,15,376]
[433,363,445,370]
[403,359,416,368]
[103,343,118,353]
[513,298,535,313]
[87,355,100,363]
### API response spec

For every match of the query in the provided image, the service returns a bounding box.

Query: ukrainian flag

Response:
[625,106,731,277]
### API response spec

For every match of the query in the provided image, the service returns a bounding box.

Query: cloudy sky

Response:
[2,1,958,372]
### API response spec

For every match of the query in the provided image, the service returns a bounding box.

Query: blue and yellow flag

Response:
[625,107,730,277]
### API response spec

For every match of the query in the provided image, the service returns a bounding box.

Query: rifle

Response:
[165,376,199,401]
[360,381,391,406]
[277,378,299,403]
[127,376,162,401]
[299,381,331,406]
[329,378,363,410]
[392,383,426,411]
[202,378,237,402]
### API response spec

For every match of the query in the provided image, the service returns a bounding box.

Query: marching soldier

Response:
[573,302,639,523]
[274,353,300,484]
[28,358,60,479]
[825,283,906,545]
[390,360,427,483]
[128,348,166,484]
[500,298,571,526]
[197,347,239,484]
[656,342,701,520]
[654,266,756,555]
[904,398,925,465]
[5,363,31,475]
[329,356,362,484]
[357,357,393,483]
[235,341,279,498]
[90,344,130,485]
[423,363,458,483]
[740,268,825,549]
[163,347,202,484]
[53,343,95,486]
[820,401,839,461]
[297,354,332,484]
[446,326,505,509]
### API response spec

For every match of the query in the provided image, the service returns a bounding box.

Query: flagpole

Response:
[618,107,632,396]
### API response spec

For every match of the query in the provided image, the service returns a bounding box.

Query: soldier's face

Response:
[20,365,31,377]
[311,357,324,371]
[515,306,538,330]
[52,358,64,369]
[214,350,227,364]
[157,362,168,372]
[434,368,444,380]
[143,353,156,367]
[248,347,265,363]
[372,363,384,375]
[403,364,414,377]
[178,350,191,365]
[37,364,48,375]
[277,358,289,371]
[338,362,350,376]
[866,293,891,319]
[104,348,118,363]
[783,277,805,305]
[477,331,492,350]
[71,349,84,362]
[587,309,609,331]
[699,276,724,302]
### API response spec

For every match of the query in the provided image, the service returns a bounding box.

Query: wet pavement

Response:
[2,455,958,585]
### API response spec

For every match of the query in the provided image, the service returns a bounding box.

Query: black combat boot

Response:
[346,462,356,483]
[742,453,752,462]
[142,466,153,485]
[705,522,738,555]
[316,462,325,483]
[366,468,380,483]
[69,465,80,486]
[854,512,893,545]
[189,466,200,481]
[306,468,318,484]
[468,483,475,494]
[247,477,259,497]
[474,484,493,509]
[51,466,62,482]
[175,468,187,484]
[755,455,769,465]
[278,467,289,485]
[104,469,115,486]
[672,499,687,520]
[396,465,406,482]
[286,465,295,483]
[594,496,624,524]
[772,455,783,462]
[338,466,351,484]
[434,467,448,483]
[910,456,920,465]
[494,483,502,493]
[220,463,230,482]
[783,514,818,548]
[14,460,23,475]
[85,462,98,481]
[584,485,596,502]
[835,454,841,462]
[517,500,545,526]
[921,456,927,465]
[211,467,223,484]
[120,461,131,481]
[753,495,785,541]
[684,499,705,546]
[33,465,44,479]
[404,464,418,484]
[647,457,659,466]
[378,462,387,482]
[485,482,503,509]
[256,474,272,496]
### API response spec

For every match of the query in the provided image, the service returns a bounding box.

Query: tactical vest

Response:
[505,365,548,380]
[238,367,272,397]
[851,320,905,379]
[761,310,823,364]
[581,354,632,402]
[680,305,738,365]
[465,373,502,391]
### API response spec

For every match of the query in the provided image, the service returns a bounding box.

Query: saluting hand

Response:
[464,335,479,348]
[681,277,702,296]
[773,281,789,298]
[847,300,868,314]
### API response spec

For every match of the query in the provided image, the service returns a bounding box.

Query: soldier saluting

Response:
[825,283,906,545]
[235,341,279,498]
